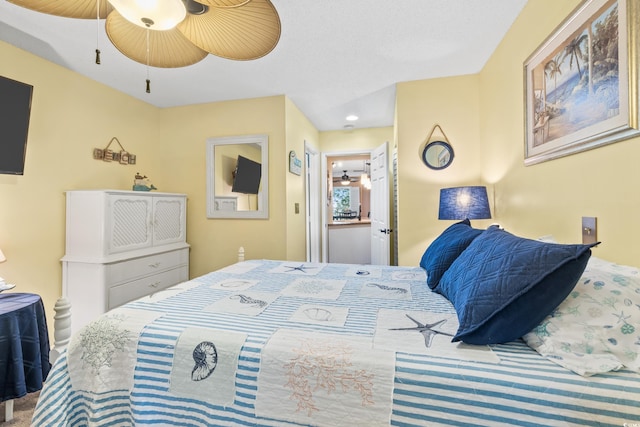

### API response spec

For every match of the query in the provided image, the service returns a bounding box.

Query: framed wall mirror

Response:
[421,140,454,170]
[420,124,455,170]
[206,134,269,219]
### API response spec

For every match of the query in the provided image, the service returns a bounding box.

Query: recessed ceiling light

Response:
[345,115,358,121]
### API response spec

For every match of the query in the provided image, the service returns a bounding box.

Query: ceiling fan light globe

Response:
[340,171,350,186]
[108,0,186,30]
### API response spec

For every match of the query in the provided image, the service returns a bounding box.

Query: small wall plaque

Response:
[289,150,302,176]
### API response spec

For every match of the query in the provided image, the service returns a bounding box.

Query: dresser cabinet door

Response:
[107,194,153,254]
[152,196,186,246]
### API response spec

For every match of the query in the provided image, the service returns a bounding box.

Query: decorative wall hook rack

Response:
[93,137,136,165]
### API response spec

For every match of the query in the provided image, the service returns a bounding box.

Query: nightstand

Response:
[0,293,51,421]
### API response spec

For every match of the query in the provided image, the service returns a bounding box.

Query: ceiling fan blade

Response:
[198,0,252,8]
[106,11,208,68]
[178,0,280,60]
[7,0,111,19]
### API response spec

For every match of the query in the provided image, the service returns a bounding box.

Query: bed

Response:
[33,225,640,426]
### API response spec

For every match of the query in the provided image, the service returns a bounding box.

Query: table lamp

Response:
[438,186,491,220]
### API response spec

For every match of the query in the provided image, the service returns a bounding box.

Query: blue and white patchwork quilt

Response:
[33,260,640,426]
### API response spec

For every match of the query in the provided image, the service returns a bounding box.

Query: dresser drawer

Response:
[106,248,188,285]
[108,265,188,309]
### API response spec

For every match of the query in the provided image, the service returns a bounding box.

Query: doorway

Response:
[320,142,390,265]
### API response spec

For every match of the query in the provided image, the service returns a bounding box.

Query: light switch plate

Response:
[582,216,597,245]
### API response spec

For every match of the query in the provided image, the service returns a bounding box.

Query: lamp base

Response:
[0,280,16,292]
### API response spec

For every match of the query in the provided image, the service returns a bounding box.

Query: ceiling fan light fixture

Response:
[184,0,209,15]
[108,0,186,30]
[341,171,350,186]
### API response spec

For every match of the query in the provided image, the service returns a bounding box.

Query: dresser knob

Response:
[149,282,161,288]
[148,262,161,268]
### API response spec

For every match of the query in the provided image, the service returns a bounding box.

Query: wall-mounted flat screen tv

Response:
[232,155,261,195]
[0,76,33,175]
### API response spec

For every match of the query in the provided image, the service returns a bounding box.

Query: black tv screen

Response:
[0,76,33,175]
[232,155,262,194]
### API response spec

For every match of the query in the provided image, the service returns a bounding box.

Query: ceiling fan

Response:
[333,170,359,186]
[8,0,281,87]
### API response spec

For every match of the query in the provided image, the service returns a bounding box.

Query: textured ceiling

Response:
[0,0,527,131]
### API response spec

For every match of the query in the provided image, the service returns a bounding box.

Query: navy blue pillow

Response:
[419,219,483,290]
[437,226,596,345]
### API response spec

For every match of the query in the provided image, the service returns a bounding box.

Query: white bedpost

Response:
[50,297,72,363]
[238,247,245,262]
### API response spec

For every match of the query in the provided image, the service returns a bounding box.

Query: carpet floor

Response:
[0,392,38,426]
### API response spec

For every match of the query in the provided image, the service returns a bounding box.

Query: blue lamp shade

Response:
[439,186,491,220]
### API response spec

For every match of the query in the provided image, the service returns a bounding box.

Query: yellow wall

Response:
[155,96,290,276]
[0,41,161,330]
[396,0,640,267]
[284,97,320,261]
[0,41,310,332]
[395,75,488,265]
[480,0,640,266]
[319,127,393,152]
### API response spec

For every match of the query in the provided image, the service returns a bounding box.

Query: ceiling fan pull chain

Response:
[95,0,101,64]
[145,26,151,94]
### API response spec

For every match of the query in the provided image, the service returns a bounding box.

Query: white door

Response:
[370,142,390,265]
[305,143,321,262]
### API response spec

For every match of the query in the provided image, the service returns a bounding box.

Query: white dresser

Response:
[62,190,189,332]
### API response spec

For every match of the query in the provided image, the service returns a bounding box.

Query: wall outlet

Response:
[582,216,597,245]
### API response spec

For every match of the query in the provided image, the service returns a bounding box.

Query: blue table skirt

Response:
[0,293,51,401]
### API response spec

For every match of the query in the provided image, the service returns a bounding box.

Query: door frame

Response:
[305,141,321,262]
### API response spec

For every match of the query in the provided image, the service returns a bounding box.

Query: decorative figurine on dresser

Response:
[61,190,189,332]
[133,172,157,191]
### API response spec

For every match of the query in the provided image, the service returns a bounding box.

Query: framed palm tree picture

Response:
[523,0,639,165]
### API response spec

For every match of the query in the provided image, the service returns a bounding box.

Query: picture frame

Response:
[289,150,302,175]
[524,0,639,165]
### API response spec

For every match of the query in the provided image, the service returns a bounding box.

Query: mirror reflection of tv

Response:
[232,155,262,194]
[0,76,33,175]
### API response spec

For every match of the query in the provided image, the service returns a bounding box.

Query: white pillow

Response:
[523,256,640,376]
